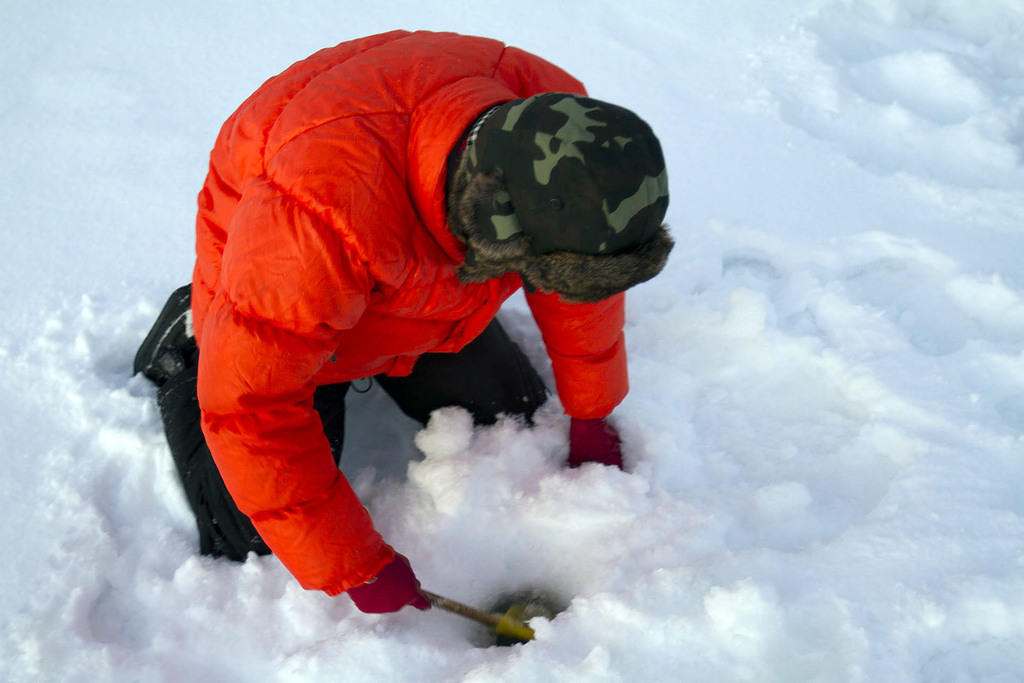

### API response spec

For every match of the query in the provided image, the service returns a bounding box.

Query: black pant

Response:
[140,287,548,561]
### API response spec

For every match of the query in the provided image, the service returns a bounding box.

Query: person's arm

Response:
[525,289,627,468]
[197,179,419,599]
[198,291,397,593]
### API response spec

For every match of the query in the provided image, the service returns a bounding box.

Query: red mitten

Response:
[568,417,624,469]
[347,553,431,614]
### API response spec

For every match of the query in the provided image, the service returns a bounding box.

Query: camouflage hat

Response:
[462,93,669,256]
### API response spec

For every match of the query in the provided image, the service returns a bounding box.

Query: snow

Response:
[3,1,1024,681]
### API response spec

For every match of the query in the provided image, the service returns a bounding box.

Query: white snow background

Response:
[3,1,1024,681]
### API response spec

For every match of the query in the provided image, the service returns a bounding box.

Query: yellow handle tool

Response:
[422,590,536,643]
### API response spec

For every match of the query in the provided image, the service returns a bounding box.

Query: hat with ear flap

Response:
[449,93,673,303]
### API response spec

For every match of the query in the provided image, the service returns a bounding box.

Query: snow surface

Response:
[3,1,1024,681]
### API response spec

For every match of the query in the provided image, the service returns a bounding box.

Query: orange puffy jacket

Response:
[191,31,629,595]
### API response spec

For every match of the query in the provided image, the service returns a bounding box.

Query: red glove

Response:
[347,553,431,614]
[568,417,624,469]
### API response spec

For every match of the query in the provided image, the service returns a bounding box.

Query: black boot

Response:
[134,284,195,386]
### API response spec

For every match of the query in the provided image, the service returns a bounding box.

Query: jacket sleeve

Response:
[197,179,394,595]
[526,290,628,420]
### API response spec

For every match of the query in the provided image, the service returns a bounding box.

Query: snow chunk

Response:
[413,406,475,461]
[947,273,1024,342]
[847,50,990,125]
[751,481,814,523]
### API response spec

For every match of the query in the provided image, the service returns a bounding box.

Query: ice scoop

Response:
[422,589,563,645]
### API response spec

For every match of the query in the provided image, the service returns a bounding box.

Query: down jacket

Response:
[191,30,629,595]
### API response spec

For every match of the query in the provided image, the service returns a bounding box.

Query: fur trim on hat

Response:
[448,165,674,303]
